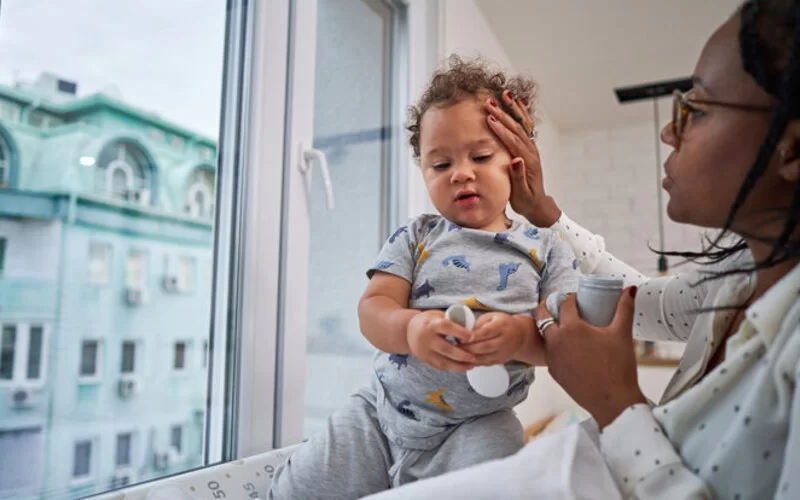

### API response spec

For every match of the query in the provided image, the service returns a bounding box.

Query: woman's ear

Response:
[777,121,800,182]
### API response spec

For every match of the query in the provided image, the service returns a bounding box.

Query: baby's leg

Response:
[398,409,525,484]
[268,392,392,500]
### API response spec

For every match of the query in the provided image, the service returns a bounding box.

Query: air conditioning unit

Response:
[110,470,134,489]
[117,378,139,399]
[8,387,39,408]
[125,287,148,306]
[162,275,180,292]
[126,188,151,206]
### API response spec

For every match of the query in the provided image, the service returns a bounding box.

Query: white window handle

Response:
[298,142,335,211]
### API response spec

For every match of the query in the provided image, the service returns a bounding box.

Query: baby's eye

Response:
[473,154,492,163]
[432,163,450,171]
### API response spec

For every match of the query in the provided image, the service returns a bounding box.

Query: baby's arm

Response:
[358,271,416,354]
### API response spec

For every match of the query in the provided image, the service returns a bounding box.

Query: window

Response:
[0,142,7,188]
[170,425,184,455]
[0,428,43,492]
[88,243,110,285]
[0,237,7,275]
[0,100,20,123]
[186,168,215,219]
[0,325,15,380]
[115,433,132,468]
[171,135,185,151]
[72,440,92,480]
[126,250,147,289]
[202,340,208,368]
[26,326,43,380]
[177,256,194,291]
[97,141,152,201]
[120,342,136,375]
[148,127,165,143]
[173,341,187,371]
[79,340,100,381]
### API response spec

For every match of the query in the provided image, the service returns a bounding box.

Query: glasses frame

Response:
[672,89,773,146]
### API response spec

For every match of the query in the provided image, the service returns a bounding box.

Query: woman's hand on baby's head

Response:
[406,310,476,372]
[462,312,525,366]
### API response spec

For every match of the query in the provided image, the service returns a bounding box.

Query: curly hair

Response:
[407,54,538,159]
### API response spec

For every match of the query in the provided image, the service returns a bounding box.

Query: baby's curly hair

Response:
[407,54,537,160]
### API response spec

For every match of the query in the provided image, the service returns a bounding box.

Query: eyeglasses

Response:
[672,89,773,146]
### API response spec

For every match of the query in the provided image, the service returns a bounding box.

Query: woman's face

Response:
[660,15,790,233]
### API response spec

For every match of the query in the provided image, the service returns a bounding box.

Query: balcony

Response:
[0,277,58,320]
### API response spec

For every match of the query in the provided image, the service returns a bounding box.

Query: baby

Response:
[269,55,580,500]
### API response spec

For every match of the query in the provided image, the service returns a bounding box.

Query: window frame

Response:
[88,242,111,286]
[70,438,95,486]
[115,431,134,469]
[0,323,49,388]
[173,340,189,374]
[119,341,138,376]
[78,339,102,384]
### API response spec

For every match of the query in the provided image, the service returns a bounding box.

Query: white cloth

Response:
[363,419,621,500]
[366,213,800,499]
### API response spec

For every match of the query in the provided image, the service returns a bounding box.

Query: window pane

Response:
[26,325,43,380]
[0,325,15,380]
[0,428,43,491]
[303,0,398,435]
[115,433,132,467]
[73,441,91,478]
[174,342,186,370]
[88,243,109,285]
[126,251,146,289]
[170,425,183,453]
[0,238,6,274]
[79,341,98,377]
[120,342,136,374]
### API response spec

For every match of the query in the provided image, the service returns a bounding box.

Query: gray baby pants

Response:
[268,389,524,500]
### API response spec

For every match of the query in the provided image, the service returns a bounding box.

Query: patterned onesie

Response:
[269,214,580,500]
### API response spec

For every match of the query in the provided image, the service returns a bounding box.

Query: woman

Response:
[368,0,800,498]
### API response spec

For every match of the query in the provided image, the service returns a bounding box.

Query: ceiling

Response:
[475,0,742,131]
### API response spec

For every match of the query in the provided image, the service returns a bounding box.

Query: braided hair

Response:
[661,0,800,285]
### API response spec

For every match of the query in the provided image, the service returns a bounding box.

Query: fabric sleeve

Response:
[550,212,708,343]
[773,351,800,499]
[538,230,581,297]
[365,216,424,283]
[600,404,713,499]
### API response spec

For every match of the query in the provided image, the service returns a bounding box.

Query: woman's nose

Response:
[661,121,678,148]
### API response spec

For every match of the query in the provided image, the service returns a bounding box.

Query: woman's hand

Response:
[406,310,476,372]
[536,287,647,429]
[484,89,561,227]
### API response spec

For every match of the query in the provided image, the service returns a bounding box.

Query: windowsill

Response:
[172,369,190,379]
[69,475,95,488]
[86,281,109,287]
[78,377,102,385]
[0,380,45,389]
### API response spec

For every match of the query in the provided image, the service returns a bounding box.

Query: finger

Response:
[504,90,529,134]
[485,99,530,148]
[428,351,475,372]
[508,157,534,199]
[517,97,535,136]
[608,286,637,337]
[436,318,473,343]
[556,294,580,327]
[464,337,503,355]
[431,337,477,364]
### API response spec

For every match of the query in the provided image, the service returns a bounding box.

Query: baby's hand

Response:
[463,312,525,365]
[406,310,476,371]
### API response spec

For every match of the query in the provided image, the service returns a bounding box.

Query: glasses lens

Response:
[672,91,683,140]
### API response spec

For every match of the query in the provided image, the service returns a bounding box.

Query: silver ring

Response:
[536,317,556,338]
[529,130,538,141]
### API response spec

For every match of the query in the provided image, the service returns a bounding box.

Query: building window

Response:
[199,146,214,160]
[148,127,165,143]
[0,325,15,381]
[170,425,184,455]
[202,341,208,368]
[79,340,101,381]
[88,243,110,285]
[120,342,136,375]
[186,167,215,219]
[126,250,147,289]
[97,141,152,202]
[0,428,43,491]
[0,142,8,188]
[116,433,132,468]
[72,440,92,479]
[170,135,185,151]
[177,257,194,291]
[173,342,187,372]
[26,326,43,381]
[0,101,20,123]
[0,237,7,274]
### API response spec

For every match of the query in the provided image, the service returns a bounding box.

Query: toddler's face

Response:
[418,96,512,232]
